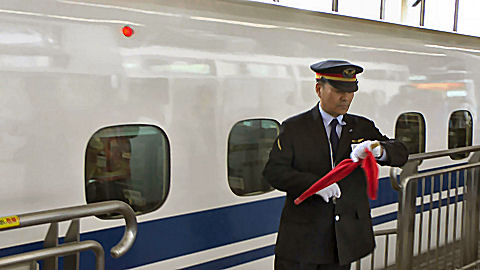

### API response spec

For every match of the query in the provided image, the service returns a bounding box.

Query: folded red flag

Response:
[362,149,379,200]
[294,149,378,205]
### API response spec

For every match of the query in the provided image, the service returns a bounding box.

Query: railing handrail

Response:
[401,161,480,188]
[407,145,480,162]
[374,228,397,236]
[389,167,402,191]
[389,146,480,191]
[0,201,137,258]
[456,258,480,270]
[0,240,104,270]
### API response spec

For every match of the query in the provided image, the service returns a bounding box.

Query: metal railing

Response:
[332,0,338,12]
[328,0,462,32]
[380,0,386,20]
[456,259,480,270]
[0,241,104,270]
[354,229,398,270]
[0,201,137,270]
[453,0,460,31]
[390,145,480,270]
[412,0,426,26]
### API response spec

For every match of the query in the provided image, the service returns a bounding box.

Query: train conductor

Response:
[263,60,408,270]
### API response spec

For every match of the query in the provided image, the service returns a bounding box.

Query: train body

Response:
[0,0,479,269]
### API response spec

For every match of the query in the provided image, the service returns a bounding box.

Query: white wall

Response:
[251,0,480,37]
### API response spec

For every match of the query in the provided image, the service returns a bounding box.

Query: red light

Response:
[122,26,134,37]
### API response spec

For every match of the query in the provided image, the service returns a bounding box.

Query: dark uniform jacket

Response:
[263,104,408,265]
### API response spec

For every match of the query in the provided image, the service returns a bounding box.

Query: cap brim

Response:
[325,79,359,92]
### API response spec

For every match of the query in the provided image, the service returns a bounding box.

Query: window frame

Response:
[448,110,473,160]
[227,118,280,196]
[84,124,171,218]
[394,112,427,155]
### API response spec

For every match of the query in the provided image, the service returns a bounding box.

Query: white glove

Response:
[316,183,341,203]
[350,140,383,162]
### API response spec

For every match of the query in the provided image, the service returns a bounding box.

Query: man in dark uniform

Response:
[263,60,408,270]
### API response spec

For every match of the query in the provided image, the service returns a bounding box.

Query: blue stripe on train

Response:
[181,192,467,270]
[0,197,284,269]
[176,210,403,270]
[181,245,276,270]
[80,197,284,269]
[0,166,467,269]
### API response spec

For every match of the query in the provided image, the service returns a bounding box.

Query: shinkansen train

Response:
[0,0,479,269]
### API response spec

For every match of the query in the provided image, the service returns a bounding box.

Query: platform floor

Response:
[384,239,480,270]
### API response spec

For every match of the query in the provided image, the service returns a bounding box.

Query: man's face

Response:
[316,82,354,117]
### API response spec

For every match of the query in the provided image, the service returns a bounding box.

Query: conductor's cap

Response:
[310,60,363,92]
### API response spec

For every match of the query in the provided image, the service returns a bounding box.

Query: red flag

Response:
[362,150,379,200]
[294,149,378,205]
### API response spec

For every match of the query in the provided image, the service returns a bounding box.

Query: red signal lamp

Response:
[122,26,134,37]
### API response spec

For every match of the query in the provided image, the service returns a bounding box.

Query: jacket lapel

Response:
[335,114,354,164]
[310,104,332,163]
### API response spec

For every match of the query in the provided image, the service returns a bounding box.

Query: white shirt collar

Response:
[318,103,346,127]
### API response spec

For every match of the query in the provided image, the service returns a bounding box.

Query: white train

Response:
[0,0,479,269]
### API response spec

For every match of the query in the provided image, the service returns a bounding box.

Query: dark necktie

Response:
[330,119,340,160]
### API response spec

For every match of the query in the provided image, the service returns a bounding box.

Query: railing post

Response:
[332,0,338,12]
[419,0,425,26]
[380,0,386,20]
[43,222,58,270]
[395,160,420,270]
[64,219,80,270]
[453,0,460,31]
[463,152,480,265]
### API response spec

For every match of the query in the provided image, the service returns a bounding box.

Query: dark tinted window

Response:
[395,112,426,155]
[85,125,169,218]
[228,119,279,196]
[449,110,473,160]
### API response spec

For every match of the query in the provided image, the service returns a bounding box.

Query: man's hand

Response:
[350,140,383,162]
[316,183,341,203]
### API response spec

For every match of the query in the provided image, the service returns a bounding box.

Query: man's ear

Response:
[315,83,322,98]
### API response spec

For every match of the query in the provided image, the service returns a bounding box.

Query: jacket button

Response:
[335,215,340,221]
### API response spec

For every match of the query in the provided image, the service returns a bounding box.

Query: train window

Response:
[395,112,426,155]
[301,81,317,102]
[448,110,473,160]
[246,63,290,78]
[228,119,279,196]
[85,125,170,218]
